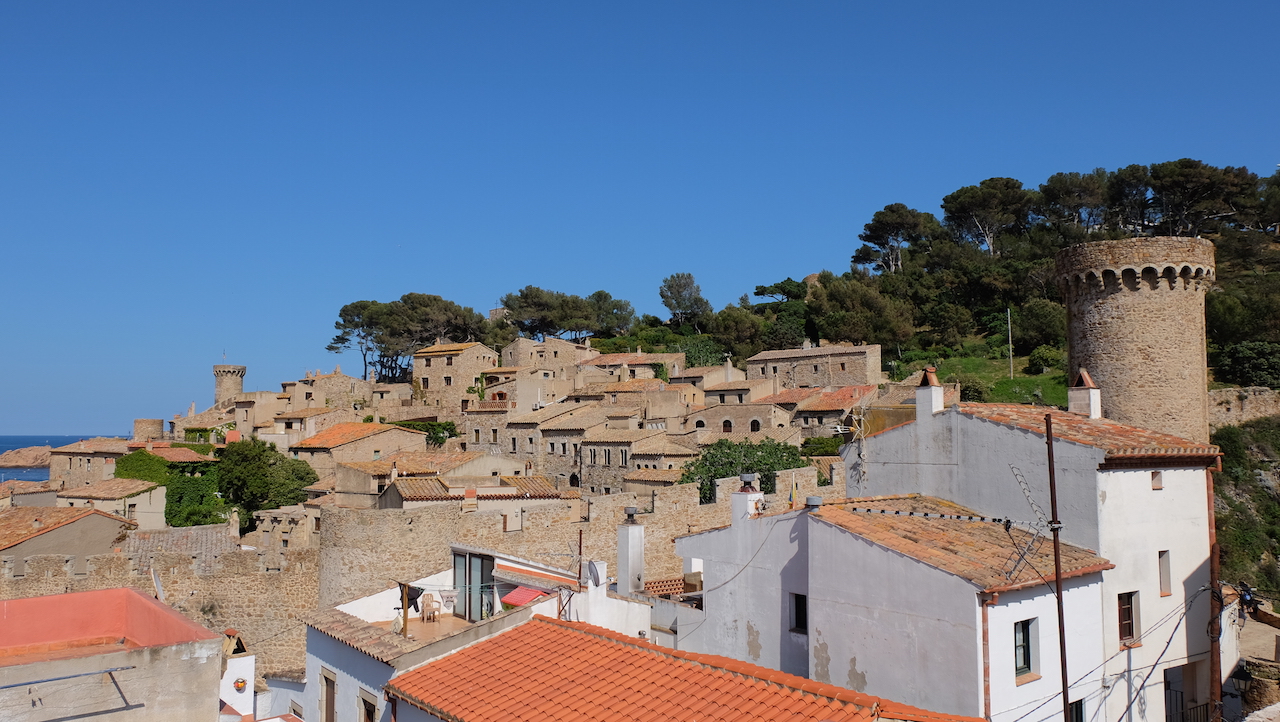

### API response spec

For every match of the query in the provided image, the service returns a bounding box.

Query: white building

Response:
[675,488,1110,722]
[841,372,1224,722]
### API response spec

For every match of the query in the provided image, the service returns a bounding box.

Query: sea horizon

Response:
[0,434,126,482]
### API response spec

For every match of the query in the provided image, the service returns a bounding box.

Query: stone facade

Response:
[1209,386,1280,429]
[1056,236,1215,443]
[213,364,246,406]
[746,344,882,388]
[412,342,500,423]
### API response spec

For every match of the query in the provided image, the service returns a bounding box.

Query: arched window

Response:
[695,420,705,428]
[722,420,733,433]
[750,419,761,432]
[569,473,580,488]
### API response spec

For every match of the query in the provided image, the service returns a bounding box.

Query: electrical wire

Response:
[670,515,789,640]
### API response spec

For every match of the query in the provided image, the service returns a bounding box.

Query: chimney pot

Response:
[805,496,823,509]
[738,473,757,493]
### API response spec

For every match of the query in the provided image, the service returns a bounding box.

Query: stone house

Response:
[669,359,746,390]
[278,366,374,415]
[569,379,704,428]
[290,423,436,481]
[746,343,883,388]
[333,451,528,508]
[677,402,793,436]
[703,378,776,405]
[48,437,130,488]
[574,351,685,386]
[629,434,698,473]
[0,507,137,565]
[501,336,598,380]
[57,477,168,530]
[411,342,500,422]
[385,475,579,525]
[477,365,573,415]
[667,425,803,451]
[0,588,224,722]
[675,493,1110,722]
[536,404,643,489]
[580,429,665,495]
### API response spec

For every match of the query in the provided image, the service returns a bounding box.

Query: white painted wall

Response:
[988,580,1105,722]
[219,654,256,717]
[336,569,452,623]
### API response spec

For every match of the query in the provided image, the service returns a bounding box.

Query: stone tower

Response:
[213,365,247,407]
[1055,236,1215,443]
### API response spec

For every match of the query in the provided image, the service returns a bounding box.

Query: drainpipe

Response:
[981,592,998,720]
[1208,467,1222,720]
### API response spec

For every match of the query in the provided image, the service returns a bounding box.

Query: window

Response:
[290,702,303,718]
[527,437,534,449]
[737,394,743,403]
[1152,471,1163,490]
[695,420,705,428]
[1069,700,1084,722]
[543,372,550,378]
[305,392,313,400]
[373,449,381,460]
[314,516,321,533]
[361,694,377,722]
[790,593,808,634]
[751,420,761,432]
[126,503,137,519]
[285,421,294,430]
[511,437,517,452]
[840,363,846,371]
[474,429,481,443]
[561,443,567,455]
[321,670,337,722]
[549,441,555,453]
[424,357,431,367]
[1014,618,1037,678]
[621,450,628,467]
[590,449,597,465]
[423,377,429,389]
[719,394,726,404]
[1159,551,1171,596]
[813,365,819,373]
[1118,592,1138,643]
[446,356,454,366]
[491,428,498,443]
[444,376,453,386]
[772,366,778,374]
[605,449,612,465]
[722,420,733,432]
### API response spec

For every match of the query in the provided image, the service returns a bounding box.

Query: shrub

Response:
[948,372,991,402]
[1025,345,1066,374]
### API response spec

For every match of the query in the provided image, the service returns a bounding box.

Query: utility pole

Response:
[1045,414,1071,721]
[1008,309,1014,379]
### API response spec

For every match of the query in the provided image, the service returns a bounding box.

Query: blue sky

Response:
[1,1,1277,434]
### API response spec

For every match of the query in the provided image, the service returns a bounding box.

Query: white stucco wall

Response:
[988,579,1105,722]
[336,570,452,623]
[220,653,256,717]
[305,628,396,722]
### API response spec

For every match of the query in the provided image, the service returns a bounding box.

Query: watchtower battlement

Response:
[1055,236,1215,443]
[213,364,247,406]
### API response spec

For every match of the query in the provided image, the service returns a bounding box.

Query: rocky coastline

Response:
[0,445,51,468]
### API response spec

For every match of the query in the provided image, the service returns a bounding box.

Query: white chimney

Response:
[1068,368,1102,419]
[731,473,764,526]
[617,507,644,594]
[915,367,944,422]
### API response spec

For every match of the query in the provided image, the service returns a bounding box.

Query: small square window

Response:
[1151,471,1163,490]
[444,376,453,386]
[446,356,454,366]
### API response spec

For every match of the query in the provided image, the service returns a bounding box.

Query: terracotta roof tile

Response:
[956,404,1220,460]
[143,447,216,463]
[393,478,451,500]
[59,477,158,500]
[0,508,136,551]
[803,386,878,412]
[49,438,130,455]
[576,352,683,367]
[0,480,50,499]
[583,429,663,444]
[385,616,980,722]
[754,387,826,405]
[275,407,344,419]
[631,436,698,457]
[747,344,876,362]
[622,469,685,484]
[306,608,427,663]
[413,342,486,357]
[704,378,774,392]
[507,403,583,426]
[811,497,1112,592]
[539,406,638,431]
[293,423,422,449]
[643,577,686,596]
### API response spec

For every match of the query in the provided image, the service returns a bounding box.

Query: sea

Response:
[0,435,119,482]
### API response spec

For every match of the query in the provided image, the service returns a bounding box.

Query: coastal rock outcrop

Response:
[0,445,51,468]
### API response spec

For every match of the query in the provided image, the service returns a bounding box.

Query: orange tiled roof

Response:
[539,406,638,431]
[704,378,773,392]
[0,480,50,499]
[956,404,1220,460]
[275,407,344,419]
[293,423,421,449]
[49,438,130,455]
[397,475,571,501]
[0,508,135,551]
[304,477,336,492]
[754,387,826,405]
[413,342,485,357]
[507,403,583,426]
[579,378,672,394]
[622,468,685,483]
[386,615,983,722]
[804,386,878,412]
[583,428,663,444]
[747,344,875,362]
[59,477,158,500]
[812,497,1112,593]
[307,608,427,663]
[631,435,698,457]
[576,352,682,367]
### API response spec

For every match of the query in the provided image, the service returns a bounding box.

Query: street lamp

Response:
[1230,662,1255,697]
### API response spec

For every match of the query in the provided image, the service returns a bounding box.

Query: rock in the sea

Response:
[0,445,51,467]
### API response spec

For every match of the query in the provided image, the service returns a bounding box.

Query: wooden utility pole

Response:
[1045,414,1071,721]
[399,582,410,638]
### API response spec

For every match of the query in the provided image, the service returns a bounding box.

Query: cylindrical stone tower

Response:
[132,418,164,441]
[1055,237,1215,442]
[213,364,247,407]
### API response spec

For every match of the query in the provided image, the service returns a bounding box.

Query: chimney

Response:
[1068,368,1102,419]
[724,355,733,383]
[391,461,399,482]
[802,338,812,350]
[31,517,42,530]
[145,441,153,452]
[915,367,944,422]
[805,496,823,510]
[617,507,645,594]
[731,473,764,526]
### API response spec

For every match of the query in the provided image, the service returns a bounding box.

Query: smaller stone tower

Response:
[213,365,247,407]
[1055,237,1215,442]
[132,418,164,441]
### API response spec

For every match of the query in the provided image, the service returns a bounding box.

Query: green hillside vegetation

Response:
[1213,419,1280,589]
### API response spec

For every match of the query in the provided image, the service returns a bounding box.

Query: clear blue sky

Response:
[2,1,1276,434]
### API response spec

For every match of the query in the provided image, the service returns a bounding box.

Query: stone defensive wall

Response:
[1210,387,1280,429]
[1055,236,1215,443]
[0,549,318,679]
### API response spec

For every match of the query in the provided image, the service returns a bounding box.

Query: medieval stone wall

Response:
[1209,387,1280,429]
[1056,236,1215,443]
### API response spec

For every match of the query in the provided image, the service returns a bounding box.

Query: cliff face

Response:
[0,446,50,468]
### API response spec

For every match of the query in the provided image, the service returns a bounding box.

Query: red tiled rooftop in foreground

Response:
[386,616,984,722]
[0,588,219,667]
[0,507,135,551]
